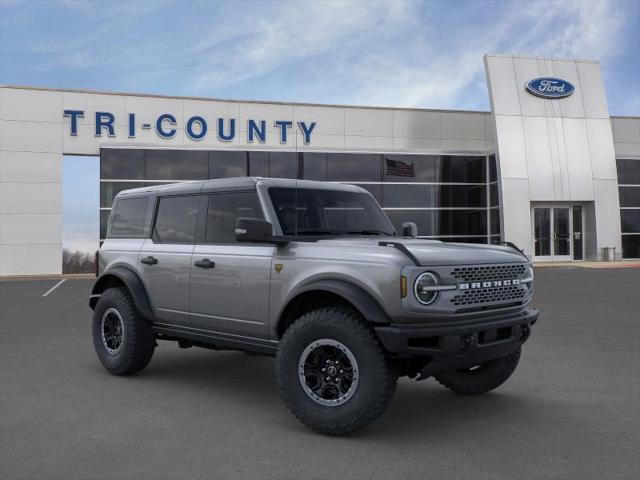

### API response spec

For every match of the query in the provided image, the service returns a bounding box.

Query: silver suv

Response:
[90,177,538,435]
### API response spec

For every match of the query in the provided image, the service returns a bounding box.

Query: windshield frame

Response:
[266,185,397,238]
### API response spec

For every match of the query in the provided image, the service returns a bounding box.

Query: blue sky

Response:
[1,0,639,253]
[1,0,638,113]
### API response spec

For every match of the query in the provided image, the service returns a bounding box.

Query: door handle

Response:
[141,256,158,265]
[194,258,215,269]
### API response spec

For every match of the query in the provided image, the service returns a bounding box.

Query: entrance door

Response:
[533,205,582,261]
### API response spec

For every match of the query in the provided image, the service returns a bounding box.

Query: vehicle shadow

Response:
[121,346,556,441]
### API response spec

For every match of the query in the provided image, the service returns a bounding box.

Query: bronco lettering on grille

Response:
[459,279,520,290]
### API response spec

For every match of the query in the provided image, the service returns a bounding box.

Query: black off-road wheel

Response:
[434,348,521,395]
[275,307,397,436]
[92,287,155,376]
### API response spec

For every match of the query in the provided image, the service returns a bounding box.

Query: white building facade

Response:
[1,54,639,275]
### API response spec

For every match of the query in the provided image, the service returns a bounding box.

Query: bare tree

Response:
[62,248,95,274]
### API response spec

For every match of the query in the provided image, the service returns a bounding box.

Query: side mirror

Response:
[401,221,418,238]
[235,218,275,243]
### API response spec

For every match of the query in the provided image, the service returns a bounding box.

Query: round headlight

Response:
[414,272,439,305]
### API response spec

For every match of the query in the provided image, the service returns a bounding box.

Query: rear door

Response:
[189,190,274,338]
[139,194,203,325]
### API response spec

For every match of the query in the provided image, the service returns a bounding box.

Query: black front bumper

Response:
[375,307,538,379]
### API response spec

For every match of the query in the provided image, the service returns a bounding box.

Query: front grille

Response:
[451,264,527,283]
[451,285,526,306]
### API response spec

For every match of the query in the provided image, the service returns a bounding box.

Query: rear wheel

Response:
[275,307,397,436]
[434,348,521,395]
[92,287,155,375]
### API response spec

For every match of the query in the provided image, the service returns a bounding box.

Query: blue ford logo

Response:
[526,77,575,99]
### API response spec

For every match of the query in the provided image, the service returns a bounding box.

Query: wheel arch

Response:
[89,267,155,321]
[276,279,391,338]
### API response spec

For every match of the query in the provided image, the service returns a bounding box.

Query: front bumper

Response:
[375,307,538,379]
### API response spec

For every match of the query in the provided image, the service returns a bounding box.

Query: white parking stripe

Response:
[42,279,67,297]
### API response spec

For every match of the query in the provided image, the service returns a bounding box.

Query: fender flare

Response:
[89,266,155,321]
[281,279,391,326]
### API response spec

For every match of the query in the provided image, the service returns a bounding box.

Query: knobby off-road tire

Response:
[92,287,155,375]
[434,348,521,395]
[275,307,397,436]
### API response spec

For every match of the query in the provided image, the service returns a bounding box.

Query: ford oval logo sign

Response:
[526,77,575,99]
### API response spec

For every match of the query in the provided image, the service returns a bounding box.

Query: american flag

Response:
[385,158,415,177]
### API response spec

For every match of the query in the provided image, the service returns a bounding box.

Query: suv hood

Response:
[314,237,528,266]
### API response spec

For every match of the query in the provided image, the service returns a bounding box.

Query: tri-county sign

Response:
[63,110,317,144]
[525,77,575,99]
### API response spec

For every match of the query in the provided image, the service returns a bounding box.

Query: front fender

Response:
[282,278,392,325]
[89,266,155,321]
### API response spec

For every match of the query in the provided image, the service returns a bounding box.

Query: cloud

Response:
[2,0,637,113]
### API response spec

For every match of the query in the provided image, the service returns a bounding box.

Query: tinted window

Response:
[619,186,640,207]
[146,150,208,180]
[622,235,640,258]
[269,187,394,236]
[327,153,381,181]
[248,151,269,177]
[617,159,640,184]
[269,152,299,178]
[384,209,487,236]
[437,156,486,183]
[100,182,146,208]
[109,197,149,238]
[301,153,327,181]
[621,210,640,233]
[382,184,486,208]
[100,149,145,180]
[205,191,263,243]
[209,151,247,178]
[153,195,200,243]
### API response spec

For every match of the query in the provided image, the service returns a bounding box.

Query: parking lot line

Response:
[42,279,67,297]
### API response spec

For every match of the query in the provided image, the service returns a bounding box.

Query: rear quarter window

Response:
[109,197,149,238]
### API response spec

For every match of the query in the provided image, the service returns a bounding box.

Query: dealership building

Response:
[0,53,639,276]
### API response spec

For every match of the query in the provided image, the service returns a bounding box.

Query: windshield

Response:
[268,187,396,236]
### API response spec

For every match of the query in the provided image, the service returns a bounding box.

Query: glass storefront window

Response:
[381,184,485,208]
[619,186,640,207]
[621,210,640,233]
[269,152,298,179]
[301,153,327,181]
[209,151,247,178]
[147,150,208,180]
[248,152,269,177]
[100,148,145,180]
[384,209,487,237]
[622,235,640,258]
[99,149,500,245]
[617,158,640,184]
[327,153,381,181]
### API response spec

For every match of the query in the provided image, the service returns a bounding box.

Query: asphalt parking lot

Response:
[1,267,639,480]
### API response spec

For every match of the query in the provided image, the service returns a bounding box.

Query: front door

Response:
[532,205,583,262]
[189,190,274,339]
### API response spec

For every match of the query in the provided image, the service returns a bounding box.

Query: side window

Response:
[153,195,200,244]
[205,191,263,243]
[109,197,149,238]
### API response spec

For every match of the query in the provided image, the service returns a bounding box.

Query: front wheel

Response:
[275,307,397,436]
[434,348,521,395]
